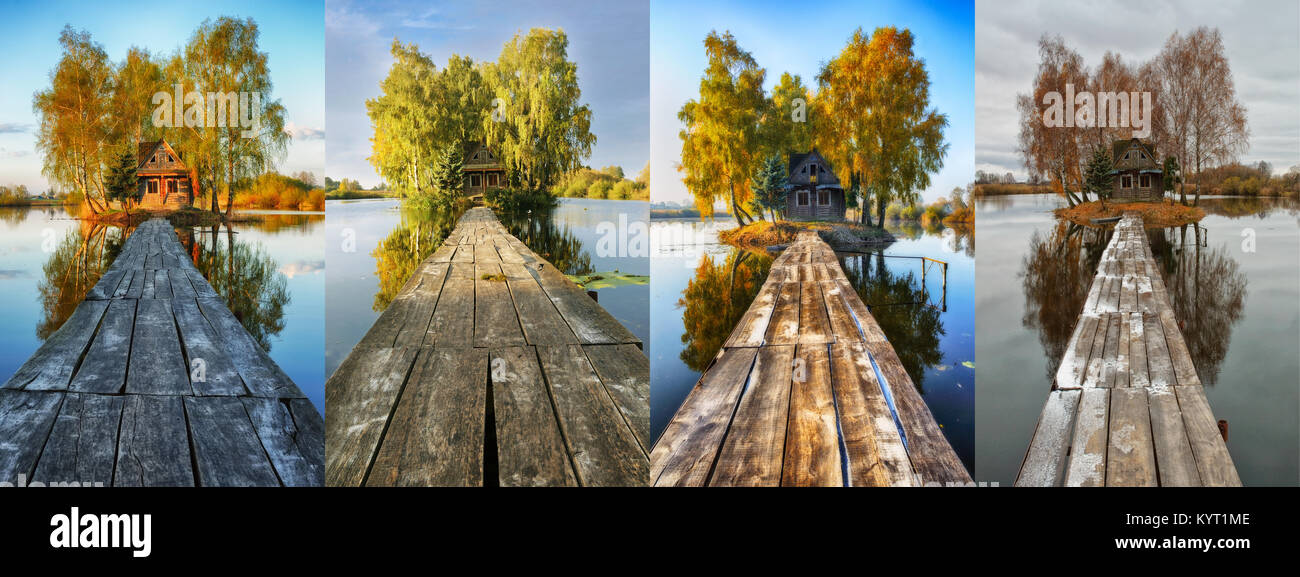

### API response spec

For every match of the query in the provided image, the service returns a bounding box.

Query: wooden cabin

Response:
[1110,138,1163,202]
[136,139,195,209]
[786,149,846,221]
[463,142,505,195]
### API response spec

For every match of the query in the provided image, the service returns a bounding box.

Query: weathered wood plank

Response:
[324,346,418,487]
[0,390,65,483]
[1106,387,1157,486]
[651,347,758,486]
[764,281,801,345]
[1015,389,1080,487]
[872,343,971,484]
[503,262,580,346]
[1176,385,1241,486]
[491,346,577,486]
[198,296,303,398]
[184,396,281,486]
[368,348,487,487]
[424,264,475,348]
[1148,388,1201,486]
[115,395,194,487]
[126,298,191,395]
[710,345,795,487]
[68,299,135,394]
[532,261,640,345]
[31,393,122,486]
[781,345,841,486]
[830,341,915,487]
[538,345,647,486]
[474,262,526,348]
[582,343,650,453]
[1064,388,1109,486]
[3,300,108,391]
[242,397,325,487]
[796,281,834,345]
[171,298,245,396]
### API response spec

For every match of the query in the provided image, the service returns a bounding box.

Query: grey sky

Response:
[325,0,649,188]
[976,0,1300,179]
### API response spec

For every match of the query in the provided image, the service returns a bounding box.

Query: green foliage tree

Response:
[750,154,787,221]
[1163,156,1181,198]
[816,27,948,226]
[678,31,766,224]
[484,28,595,192]
[104,144,138,210]
[367,40,439,199]
[1084,146,1114,206]
[428,140,465,207]
[759,72,813,161]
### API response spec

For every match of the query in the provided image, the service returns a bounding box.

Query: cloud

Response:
[285,122,325,140]
[0,122,30,134]
[279,260,325,278]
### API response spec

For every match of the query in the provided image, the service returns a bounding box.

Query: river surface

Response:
[975,193,1299,485]
[650,217,976,473]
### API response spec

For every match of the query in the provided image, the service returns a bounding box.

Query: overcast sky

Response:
[0,0,324,193]
[651,0,975,205]
[326,0,648,188]
[976,0,1300,179]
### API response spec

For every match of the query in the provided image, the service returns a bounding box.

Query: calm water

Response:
[975,194,1299,485]
[0,206,325,412]
[325,197,650,378]
[650,218,976,473]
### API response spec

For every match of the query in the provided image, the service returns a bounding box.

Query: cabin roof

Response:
[1111,138,1159,171]
[136,139,188,172]
[465,142,503,170]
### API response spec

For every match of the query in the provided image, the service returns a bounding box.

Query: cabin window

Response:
[809,163,818,175]
[1140,174,1151,188]
[1121,175,1132,189]
[471,174,482,188]
[801,166,807,174]
[487,173,499,187]
[147,180,158,196]
[797,191,809,206]
[1123,152,1130,160]
[817,189,829,205]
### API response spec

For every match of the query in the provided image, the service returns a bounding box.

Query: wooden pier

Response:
[0,219,323,487]
[1017,214,1240,486]
[325,207,648,486]
[651,231,970,486]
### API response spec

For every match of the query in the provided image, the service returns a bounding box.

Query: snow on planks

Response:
[1017,214,1239,486]
[0,219,323,487]
[651,231,971,487]
[325,207,648,487]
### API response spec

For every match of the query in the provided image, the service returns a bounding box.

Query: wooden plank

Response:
[198,296,303,398]
[538,345,647,486]
[185,268,219,298]
[1148,389,1201,486]
[503,262,580,346]
[169,268,198,298]
[324,346,418,487]
[650,347,758,486]
[86,267,126,300]
[115,395,194,487]
[830,341,915,486]
[710,345,795,487]
[781,345,841,486]
[184,396,281,486]
[171,298,245,396]
[1175,385,1241,486]
[474,262,526,348]
[490,346,577,486]
[1105,387,1157,486]
[126,298,191,395]
[823,281,863,342]
[1016,389,1080,487]
[1064,388,1109,486]
[1054,315,1098,390]
[873,344,972,484]
[1159,310,1200,386]
[31,393,123,486]
[582,344,650,454]
[1128,312,1149,387]
[368,348,487,487]
[68,299,135,394]
[1082,314,1111,388]
[393,264,450,346]
[722,277,781,348]
[424,264,475,348]
[1143,312,1176,387]
[242,397,325,487]
[149,269,173,299]
[3,300,108,391]
[0,390,65,483]
[796,281,833,345]
[764,281,801,345]
[532,262,639,345]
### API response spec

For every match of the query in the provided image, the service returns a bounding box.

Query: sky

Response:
[976,0,1300,180]
[650,0,976,205]
[0,0,325,194]
[326,0,649,188]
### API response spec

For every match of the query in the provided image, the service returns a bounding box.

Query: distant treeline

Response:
[551,164,649,201]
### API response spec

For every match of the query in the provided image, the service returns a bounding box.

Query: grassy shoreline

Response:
[1056,200,1204,227]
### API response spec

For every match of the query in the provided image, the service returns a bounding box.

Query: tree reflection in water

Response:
[180,224,291,352]
[676,249,772,372]
[37,221,128,340]
[498,205,593,277]
[839,251,945,393]
[1019,217,1248,388]
[370,203,467,311]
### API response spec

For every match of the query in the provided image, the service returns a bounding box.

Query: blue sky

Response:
[0,0,325,193]
[651,0,974,204]
[326,0,649,188]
